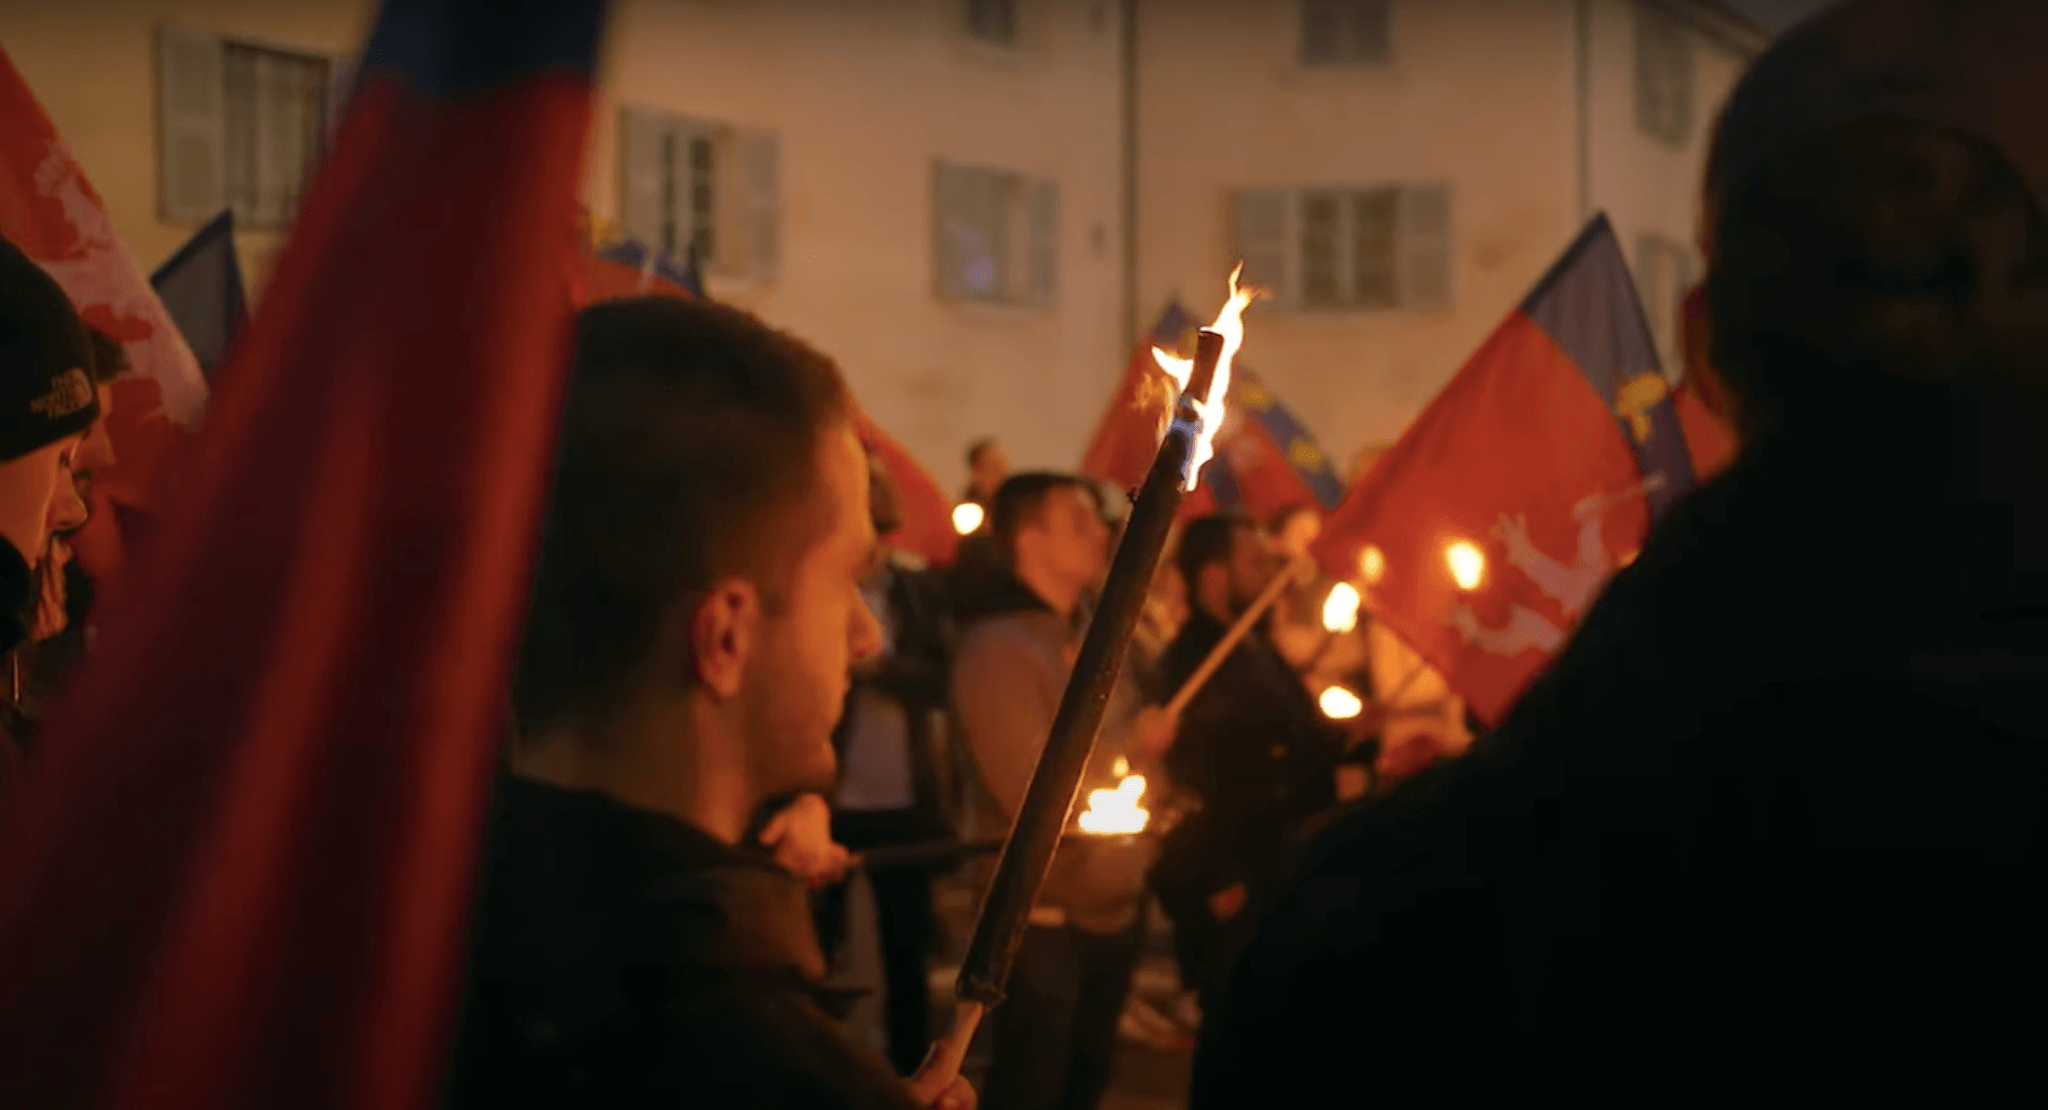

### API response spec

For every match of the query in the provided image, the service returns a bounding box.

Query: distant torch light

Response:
[1321,581,1361,634]
[1077,775,1149,836]
[1446,540,1486,591]
[1319,685,1364,720]
[952,502,985,536]
[1359,544,1386,585]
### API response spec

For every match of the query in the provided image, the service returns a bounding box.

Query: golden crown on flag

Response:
[1236,379,1275,411]
[577,206,627,254]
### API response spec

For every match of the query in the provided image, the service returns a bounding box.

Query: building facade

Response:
[1137,0,1760,476]
[1,0,1759,493]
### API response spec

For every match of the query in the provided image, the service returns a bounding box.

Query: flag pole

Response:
[920,328,1227,1084]
[1162,555,1312,717]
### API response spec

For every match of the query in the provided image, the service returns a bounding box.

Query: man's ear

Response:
[688,580,761,700]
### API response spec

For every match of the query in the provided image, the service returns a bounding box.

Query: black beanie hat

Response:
[0,234,99,461]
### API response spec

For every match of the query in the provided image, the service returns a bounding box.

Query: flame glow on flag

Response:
[1359,544,1386,585]
[1150,263,1258,491]
[1446,541,1487,591]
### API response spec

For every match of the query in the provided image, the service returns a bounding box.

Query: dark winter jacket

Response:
[445,777,921,1110]
[1193,419,2048,1103]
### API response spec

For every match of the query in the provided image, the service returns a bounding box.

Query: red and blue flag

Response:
[0,3,609,1108]
[149,208,250,385]
[592,235,706,298]
[1084,301,1346,523]
[1313,214,1697,724]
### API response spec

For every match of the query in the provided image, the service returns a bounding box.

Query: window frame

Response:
[1633,3,1695,148]
[157,23,347,229]
[616,106,780,283]
[932,159,1058,310]
[1232,183,1452,313]
[963,0,1022,48]
[1298,0,1394,69]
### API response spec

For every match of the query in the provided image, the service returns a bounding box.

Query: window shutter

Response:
[327,54,357,143]
[740,129,780,283]
[1027,177,1058,308]
[1231,189,1293,307]
[1634,7,1693,147]
[1395,184,1452,309]
[933,162,966,300]
[617,107,667,249]
[158,25,226,221]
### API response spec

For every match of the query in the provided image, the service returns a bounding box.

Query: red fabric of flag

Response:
[1081,303,1197,493]
[1082,303,1345,525]
[0,3,609,1108]
[856,413,960,568]
[0,46,211,587]
[1312,218,1672,725]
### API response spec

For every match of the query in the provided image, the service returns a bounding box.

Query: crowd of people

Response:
[1,0,2043,1105]
[0,237,115,813]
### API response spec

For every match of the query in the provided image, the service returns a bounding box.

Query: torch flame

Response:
[1319,685,1364,720]
[1446,540,1486,591]
[1359,544,1387,585]
[951,502,985,536]
[1321,581,1361,634]
[1077,774,1149,836]
[1150,263,1259,491]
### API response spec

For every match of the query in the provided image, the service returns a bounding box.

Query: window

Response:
[618,108,780,282]
[932,161,1057,308]
[1231,185,1450,311]
[1634,234,1698,375]
[1634,5,1693,147]
[1300,0,1391,66]
[965,0,1020,46]
[158,26,348,228]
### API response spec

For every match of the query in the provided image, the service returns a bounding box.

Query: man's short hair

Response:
[1176,513,1255,591]
[966,438,998,469]
[86,329,128,385]
[1706,118,2043,435]
[988,471,1096,565]
[513,296,851,732]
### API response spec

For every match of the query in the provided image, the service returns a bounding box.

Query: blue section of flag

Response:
[594,237,706,298]
[1233,366,1347,510]
[1205,453,1247,512]
[149,208,247,383]
[1519,213,1695,517]
[1152,300,1199,347]
[360,0,606,98]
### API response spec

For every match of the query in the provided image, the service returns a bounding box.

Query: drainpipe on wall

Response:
[1575,0,1594,225]
[1121,0,1139,351]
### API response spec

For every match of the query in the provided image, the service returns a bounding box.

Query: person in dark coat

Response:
[813,444,959,1076]
[1150,514,1343,1011]
[1193,2,2048,1100]
[0,236,99,813]
[445,296,972,1110]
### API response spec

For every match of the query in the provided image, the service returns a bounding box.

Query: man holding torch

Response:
[1148,513,1344,1015]
[952,472,1174,1110]
[447,296,972,1110]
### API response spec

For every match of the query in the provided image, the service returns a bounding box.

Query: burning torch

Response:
[918,267,1256,1084]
